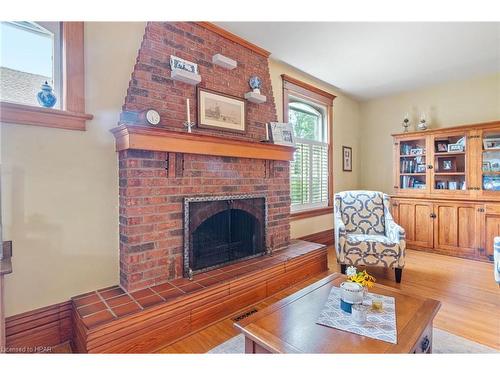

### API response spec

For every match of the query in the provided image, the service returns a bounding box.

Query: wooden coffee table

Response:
[234,273,441,353]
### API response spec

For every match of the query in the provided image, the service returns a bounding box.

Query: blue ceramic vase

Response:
[37,81,57,108]
[249,76,262,93]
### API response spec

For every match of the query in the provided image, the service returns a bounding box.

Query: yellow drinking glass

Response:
[372,298,383,311]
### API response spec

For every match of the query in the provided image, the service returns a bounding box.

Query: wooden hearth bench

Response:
[71,240,328,353]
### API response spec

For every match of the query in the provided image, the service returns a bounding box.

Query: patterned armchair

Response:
[494,237,500,284]
[334,190,406,283]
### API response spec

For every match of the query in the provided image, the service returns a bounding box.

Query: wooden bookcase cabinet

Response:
[391,121,500,261]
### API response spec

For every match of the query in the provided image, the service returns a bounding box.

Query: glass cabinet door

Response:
[397,136,428,194]
[431,132,468,195]
[479,129,500,198]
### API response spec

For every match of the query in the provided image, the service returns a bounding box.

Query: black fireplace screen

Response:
[184,196,266,276]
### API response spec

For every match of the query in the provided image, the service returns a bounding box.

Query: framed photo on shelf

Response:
[447,143,464,152]
[343,146,352,172]
[410,148,424,155]
[416,164,426,173]
[197,87,246,133]
[170,55,198,74]
[483,137,500,150]
[441,159,455,171]
[267,122,295,146]
[436,141,449,152]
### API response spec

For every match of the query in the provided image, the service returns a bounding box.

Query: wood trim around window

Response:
[290,206,334,221]
[282,74,336,219]
[0,22,92,131]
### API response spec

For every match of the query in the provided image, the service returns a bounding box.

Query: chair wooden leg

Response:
[340,264,347,274]
[395,267,403,283]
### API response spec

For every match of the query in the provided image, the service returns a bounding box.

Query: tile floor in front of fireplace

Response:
[71,240,322,330]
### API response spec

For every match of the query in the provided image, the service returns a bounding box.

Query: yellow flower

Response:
[347,270,375,288]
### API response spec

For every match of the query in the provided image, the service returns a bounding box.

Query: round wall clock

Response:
[145,109,160,125]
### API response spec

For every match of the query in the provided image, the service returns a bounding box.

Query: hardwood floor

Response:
[158,246,500,353]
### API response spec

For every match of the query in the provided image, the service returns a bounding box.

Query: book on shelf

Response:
[400,160,426,174]
[401,175,426,189]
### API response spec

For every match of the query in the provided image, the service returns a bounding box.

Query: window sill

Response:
[0,101,93,131]
[290,205,333,221]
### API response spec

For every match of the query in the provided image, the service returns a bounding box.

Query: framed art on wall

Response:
[343,146,352,172]
[197,87,246,133]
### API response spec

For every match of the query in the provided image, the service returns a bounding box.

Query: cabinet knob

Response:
[430,213,437,218]
[427,165,433,169]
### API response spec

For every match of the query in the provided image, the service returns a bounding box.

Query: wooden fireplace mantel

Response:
[110,125,296,161]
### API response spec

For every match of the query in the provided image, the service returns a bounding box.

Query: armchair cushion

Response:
[344,233,403,268]
[346,234,395,245]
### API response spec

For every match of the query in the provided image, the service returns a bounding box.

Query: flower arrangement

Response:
[346,266,376,288]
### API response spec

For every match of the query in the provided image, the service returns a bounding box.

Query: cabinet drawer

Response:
[484,204,500,215]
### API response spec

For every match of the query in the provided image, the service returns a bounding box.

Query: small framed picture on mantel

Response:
[343,146,352,172]
[267,122,295,146]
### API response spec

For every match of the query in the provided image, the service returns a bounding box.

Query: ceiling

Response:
[216,22,500,100]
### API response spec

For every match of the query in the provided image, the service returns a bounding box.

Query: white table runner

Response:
[316,286,397,344]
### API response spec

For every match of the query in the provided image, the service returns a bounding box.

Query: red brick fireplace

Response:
[116,22,292,291]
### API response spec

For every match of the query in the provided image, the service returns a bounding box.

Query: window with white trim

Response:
[289,96,329,211]
[0,21,62,108]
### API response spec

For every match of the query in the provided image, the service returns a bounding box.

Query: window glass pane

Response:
[288,100,325,142]
[0,22,56,107]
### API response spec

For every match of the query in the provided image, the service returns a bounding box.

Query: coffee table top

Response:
[234,273,441,353]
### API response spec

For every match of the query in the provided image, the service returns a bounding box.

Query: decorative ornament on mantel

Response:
[37,81,57,108]
[417,112,428,131]
[139,109,160,126]
[402,113,411,133]
[244,75,266,104]
[212,53,237,70]
[170,55,201,86]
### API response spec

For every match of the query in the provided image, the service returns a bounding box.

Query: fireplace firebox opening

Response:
[184,195,267,277]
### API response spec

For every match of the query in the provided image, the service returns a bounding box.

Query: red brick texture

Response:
[122,22,278,141]
[119,151,290,291]
[118,22,290,291]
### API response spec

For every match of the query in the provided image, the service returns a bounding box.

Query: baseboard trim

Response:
[298,229,334,246]
[5,300,72,352]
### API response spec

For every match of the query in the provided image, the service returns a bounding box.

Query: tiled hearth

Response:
[73,241,322,329]
[71,240,328,353]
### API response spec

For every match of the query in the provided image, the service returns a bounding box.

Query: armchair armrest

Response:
[334,212,346,258]
[385,215,405,245]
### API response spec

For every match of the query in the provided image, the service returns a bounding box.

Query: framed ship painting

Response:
[198,88,246,133]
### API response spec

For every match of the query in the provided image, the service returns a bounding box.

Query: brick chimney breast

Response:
[118,22,290,291]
